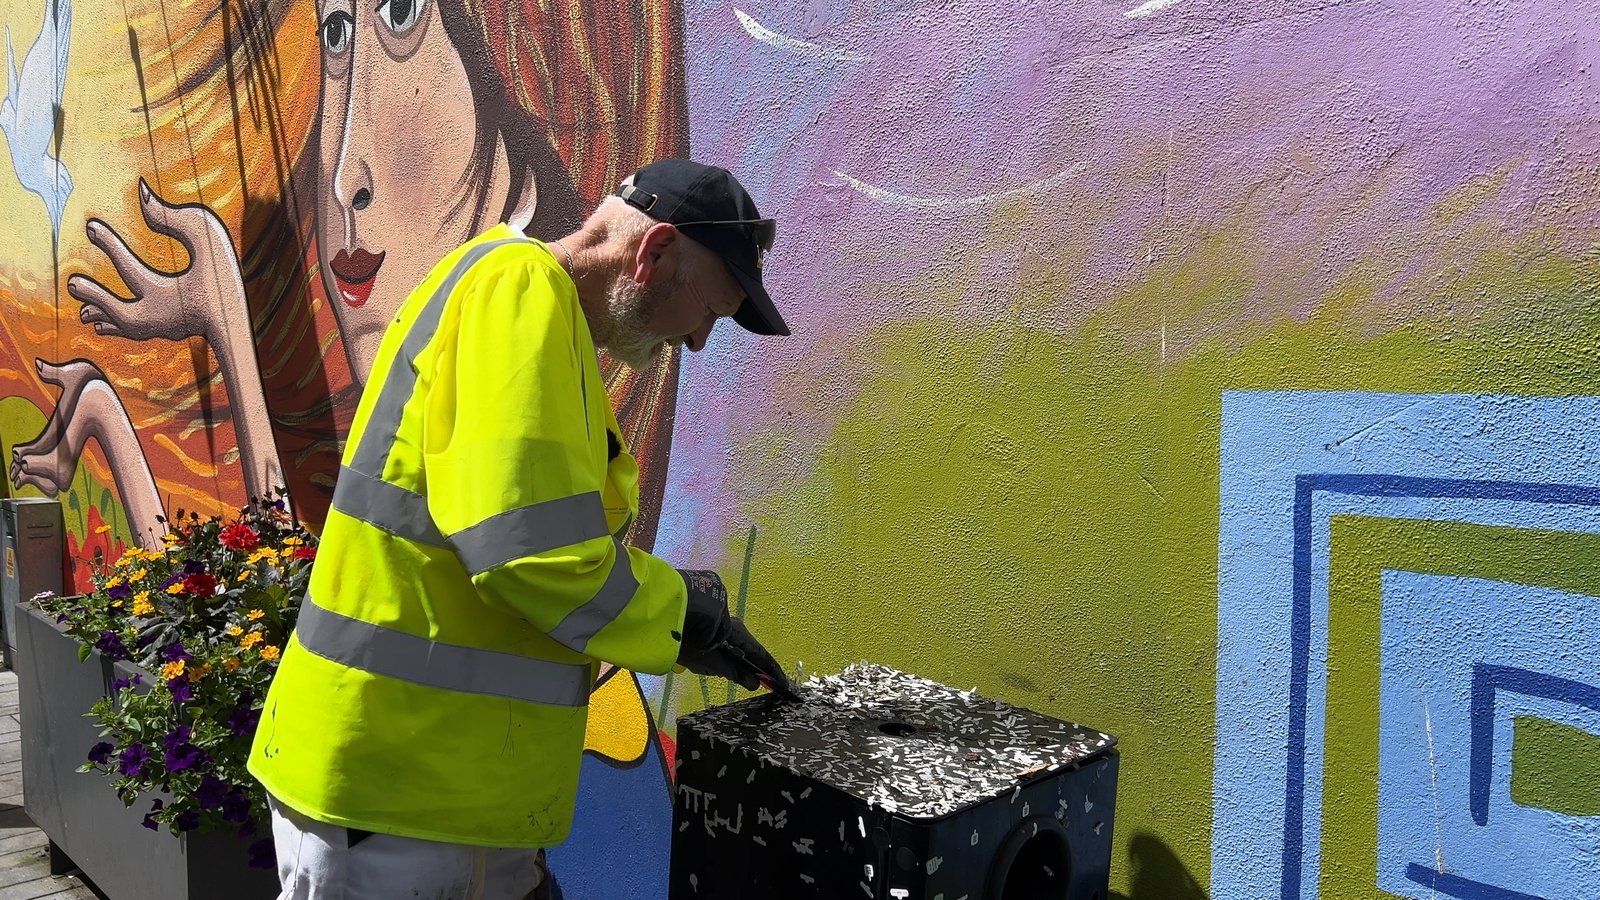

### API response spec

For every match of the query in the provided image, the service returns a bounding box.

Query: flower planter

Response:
[18,602,281,900]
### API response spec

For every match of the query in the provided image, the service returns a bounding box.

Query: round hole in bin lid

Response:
[879,722,918,737]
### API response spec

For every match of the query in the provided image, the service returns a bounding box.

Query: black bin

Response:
[670,664,1118,899]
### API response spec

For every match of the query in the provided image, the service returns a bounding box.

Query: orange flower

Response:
[247,609,265,621]
[240,631,264,650]
[224,658,241,672]
[161,659,186,680]
[225,625,243,637]
[260,646,281,661]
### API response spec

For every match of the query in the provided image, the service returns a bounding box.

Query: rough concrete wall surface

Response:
[1,0,1597,895]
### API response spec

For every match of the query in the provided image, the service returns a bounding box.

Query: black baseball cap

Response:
[616,159,790,336]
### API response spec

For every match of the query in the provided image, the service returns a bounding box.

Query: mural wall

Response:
[2,0,1597,895]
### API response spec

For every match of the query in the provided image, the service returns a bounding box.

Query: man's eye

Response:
[376,0,424,33]
[319,11,354,53]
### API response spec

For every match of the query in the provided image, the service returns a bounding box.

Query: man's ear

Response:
[632,222,679,285]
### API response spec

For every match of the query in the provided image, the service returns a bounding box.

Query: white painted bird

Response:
[1,0,73,237]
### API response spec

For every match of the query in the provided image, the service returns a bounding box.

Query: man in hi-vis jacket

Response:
[250,159,794,899]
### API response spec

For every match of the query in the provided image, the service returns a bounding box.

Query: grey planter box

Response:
[18,602,280,900]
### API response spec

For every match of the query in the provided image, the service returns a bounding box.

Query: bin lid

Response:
[680,663,1117,820]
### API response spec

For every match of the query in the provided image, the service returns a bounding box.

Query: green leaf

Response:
[77,643,92,663]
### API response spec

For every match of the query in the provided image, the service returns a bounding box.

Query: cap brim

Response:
[729,264,790,336]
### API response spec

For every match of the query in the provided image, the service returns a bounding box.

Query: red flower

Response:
[219,523,261,551]
[292,546,316,562]
[182,573,220,596]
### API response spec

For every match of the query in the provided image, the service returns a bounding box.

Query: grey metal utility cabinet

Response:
[1,498,65,668]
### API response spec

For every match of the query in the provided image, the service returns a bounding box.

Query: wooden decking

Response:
[0,670,99,900]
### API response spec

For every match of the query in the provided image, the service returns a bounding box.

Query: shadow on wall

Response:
[1109,832,1208,900]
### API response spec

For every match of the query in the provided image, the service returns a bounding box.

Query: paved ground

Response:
[0,670,100,900]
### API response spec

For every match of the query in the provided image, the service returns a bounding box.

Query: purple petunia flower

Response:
[174,809,200,832]
[141,799,164,831]
[195,774,229,809]
[225,706,261,736]
[160,572,185,590]
[118,743,150,777]
[111,674,142,691]
[221,788,252,823]
[87,742,114,765]
[164,742,207,773]
[183,560,207,575]
[161,726,190,751]
[168,678,194,704]
[236,819,257,839]
[106,582,133,600]
[248,838,276,869]
[160,642,192,663]
[94,631,128,661]
[55,613,68,624]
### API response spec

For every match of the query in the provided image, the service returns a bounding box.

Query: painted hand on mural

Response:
[68,179,245,343]
[10,359,164,547]
[65,178,286,505]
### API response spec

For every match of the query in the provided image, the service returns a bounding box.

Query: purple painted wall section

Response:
[665,0,1600,547]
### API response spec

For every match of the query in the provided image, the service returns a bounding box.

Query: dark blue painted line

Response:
[1281,476,1315,900]
[1308,475,1600,507]
[1405,863,1548,900]
[1279,474,1600,898]
[1468,664,1600,826]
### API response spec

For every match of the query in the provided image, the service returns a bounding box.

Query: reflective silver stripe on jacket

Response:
[450,492,611,575]
[545,538,640,653]
[295,598,592,708]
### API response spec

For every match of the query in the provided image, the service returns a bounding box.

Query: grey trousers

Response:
[268,795,548,900]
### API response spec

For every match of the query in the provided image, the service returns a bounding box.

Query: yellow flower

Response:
[239,631,263,650]
[247,609,265,621]
[132,597,155,617]
[165,582,185,595]
[260,646,281,661]
[95,524,112,535]
[246,548,273,565]
[162,533,179,545]
[226,625,243,637]
[283,536,304,547]
[224,658,241,672]
[105,576,124,588]
[194,662,213,678]
[111,600,123,609]
[161,659,186,680]
[129,568,148,582]
[236,572,250,583]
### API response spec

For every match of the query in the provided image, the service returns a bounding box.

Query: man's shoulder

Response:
[445,224,564,284]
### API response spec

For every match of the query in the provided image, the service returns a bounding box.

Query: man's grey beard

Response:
[599,272,679,370]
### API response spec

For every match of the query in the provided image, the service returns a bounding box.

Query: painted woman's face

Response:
[313,0,513,383]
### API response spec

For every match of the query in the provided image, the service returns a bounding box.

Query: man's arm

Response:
[422,253,686,675]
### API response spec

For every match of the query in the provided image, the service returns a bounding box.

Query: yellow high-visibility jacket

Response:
[248,224,688,847]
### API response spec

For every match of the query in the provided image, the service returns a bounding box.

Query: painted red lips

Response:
[329,248,385,308]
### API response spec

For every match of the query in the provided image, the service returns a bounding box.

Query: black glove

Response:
[676,570,796,697]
